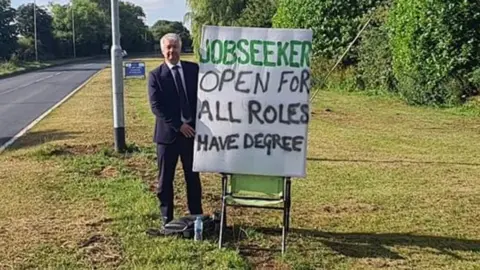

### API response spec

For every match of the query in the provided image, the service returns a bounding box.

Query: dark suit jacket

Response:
[148,61,199,144]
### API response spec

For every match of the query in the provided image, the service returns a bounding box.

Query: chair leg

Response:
[282,177,292,255]
[285,178,292,232]
[282,206,287,255]
[219,175,227,249]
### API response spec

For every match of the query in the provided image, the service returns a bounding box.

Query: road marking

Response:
[0,72,64,97]
[0,69,103,154]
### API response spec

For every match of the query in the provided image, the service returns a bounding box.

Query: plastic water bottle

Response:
[194,216,203,241]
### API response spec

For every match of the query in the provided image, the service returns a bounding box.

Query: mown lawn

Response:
[0,55,479,269]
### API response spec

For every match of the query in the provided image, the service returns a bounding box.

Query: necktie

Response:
[171,66,192,122]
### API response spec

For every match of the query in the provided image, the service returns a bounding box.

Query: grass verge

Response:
[0,55,479,269]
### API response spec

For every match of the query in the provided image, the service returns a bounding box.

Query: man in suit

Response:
[147,33,203,226]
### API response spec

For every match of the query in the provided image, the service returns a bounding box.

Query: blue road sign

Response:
[124,61,146,78]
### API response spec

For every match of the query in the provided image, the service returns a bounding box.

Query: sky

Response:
[11,0,189,27]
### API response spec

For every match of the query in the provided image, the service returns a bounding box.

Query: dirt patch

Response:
[35,143,113,158]
[359,258,408,269]
[78,233,123,267]
[321,199,380,214]
[98,166,119,178]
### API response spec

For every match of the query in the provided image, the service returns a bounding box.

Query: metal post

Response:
[33,0,38,61]
[71,1,76,58]
[110,0,126,153]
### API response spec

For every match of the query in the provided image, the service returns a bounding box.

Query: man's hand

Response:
[180,123,195,138]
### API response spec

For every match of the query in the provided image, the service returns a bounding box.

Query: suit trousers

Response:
[156,135,203,224]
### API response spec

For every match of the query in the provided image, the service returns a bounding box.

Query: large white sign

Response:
[193,25,313,177]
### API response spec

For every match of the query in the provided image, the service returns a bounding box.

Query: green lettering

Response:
[263,41,276,67]
[301,41,312,67]
[223,40,237,65]
[199,39,210,63]
[250,40,263,66]
[290,40,301,68]
[211,39,223,64]
[237,39,250,64]
[277,41,289,67]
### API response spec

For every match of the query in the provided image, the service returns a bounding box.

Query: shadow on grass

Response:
[308,157,480,167]
[252,227,480,260]
[2,129,82,151]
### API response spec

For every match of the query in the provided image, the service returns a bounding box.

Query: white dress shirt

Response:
[166,61,191,123]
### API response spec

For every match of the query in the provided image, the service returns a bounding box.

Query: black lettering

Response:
[254,133,265,149]
[218,136,228,150]
[290,75,300,92]
[300,104,309,123]
[254,72,270,94]
[278,71,294,92]
[198,100,213,121]
[242,133,305,155]
[301,68,311,93]
[200,71,219,92]
[264,134,273,155]
[209,136,220,151]
[292,136,304,151]
[273,134,281,150]
[282,136,293,151]
[288,103,301,124]
[219,69,235,92]
[235,71,252,93]
[197,134,209,151]
[263,105,278,124]
[216,101,229,122]
[244,133,254,148]
[228,102,241,123]
[227,134,240,150]
[248,100,264,124]
[278,104,290,125]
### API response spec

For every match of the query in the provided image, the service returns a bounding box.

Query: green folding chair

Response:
[218,173,292,254]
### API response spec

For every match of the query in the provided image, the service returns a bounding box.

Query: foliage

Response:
[470,69,480,91]
[0,0,17,60]
[119,2,151,53]
[16,4,55,60]
[186,0,247,56]
[15,36,38,61]
[389,0,480,106]
[235,0,277,28]
[356,5,396,94]
[150,20,192,51]
[273,0,386,63]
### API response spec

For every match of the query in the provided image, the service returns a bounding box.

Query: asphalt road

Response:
[0,60,109,147]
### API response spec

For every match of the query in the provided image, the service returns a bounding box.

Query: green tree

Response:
[273,0,385,63]
[185,0,247,56]
[0,0,17,60]
[150,20,192,51]
[389,0,480,105]
[119,1,151,52]
[235,0,277,28]
[16,3,55,59]
[51,0,108,57]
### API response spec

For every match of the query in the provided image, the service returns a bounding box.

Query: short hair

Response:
[160,33,182,52]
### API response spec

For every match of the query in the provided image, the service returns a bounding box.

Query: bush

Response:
[273,0,388,63]
[469,69,480,92]
[356,5,396,94]
[389,0,480,106]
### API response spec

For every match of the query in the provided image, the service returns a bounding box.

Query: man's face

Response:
[163,38,180,64]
